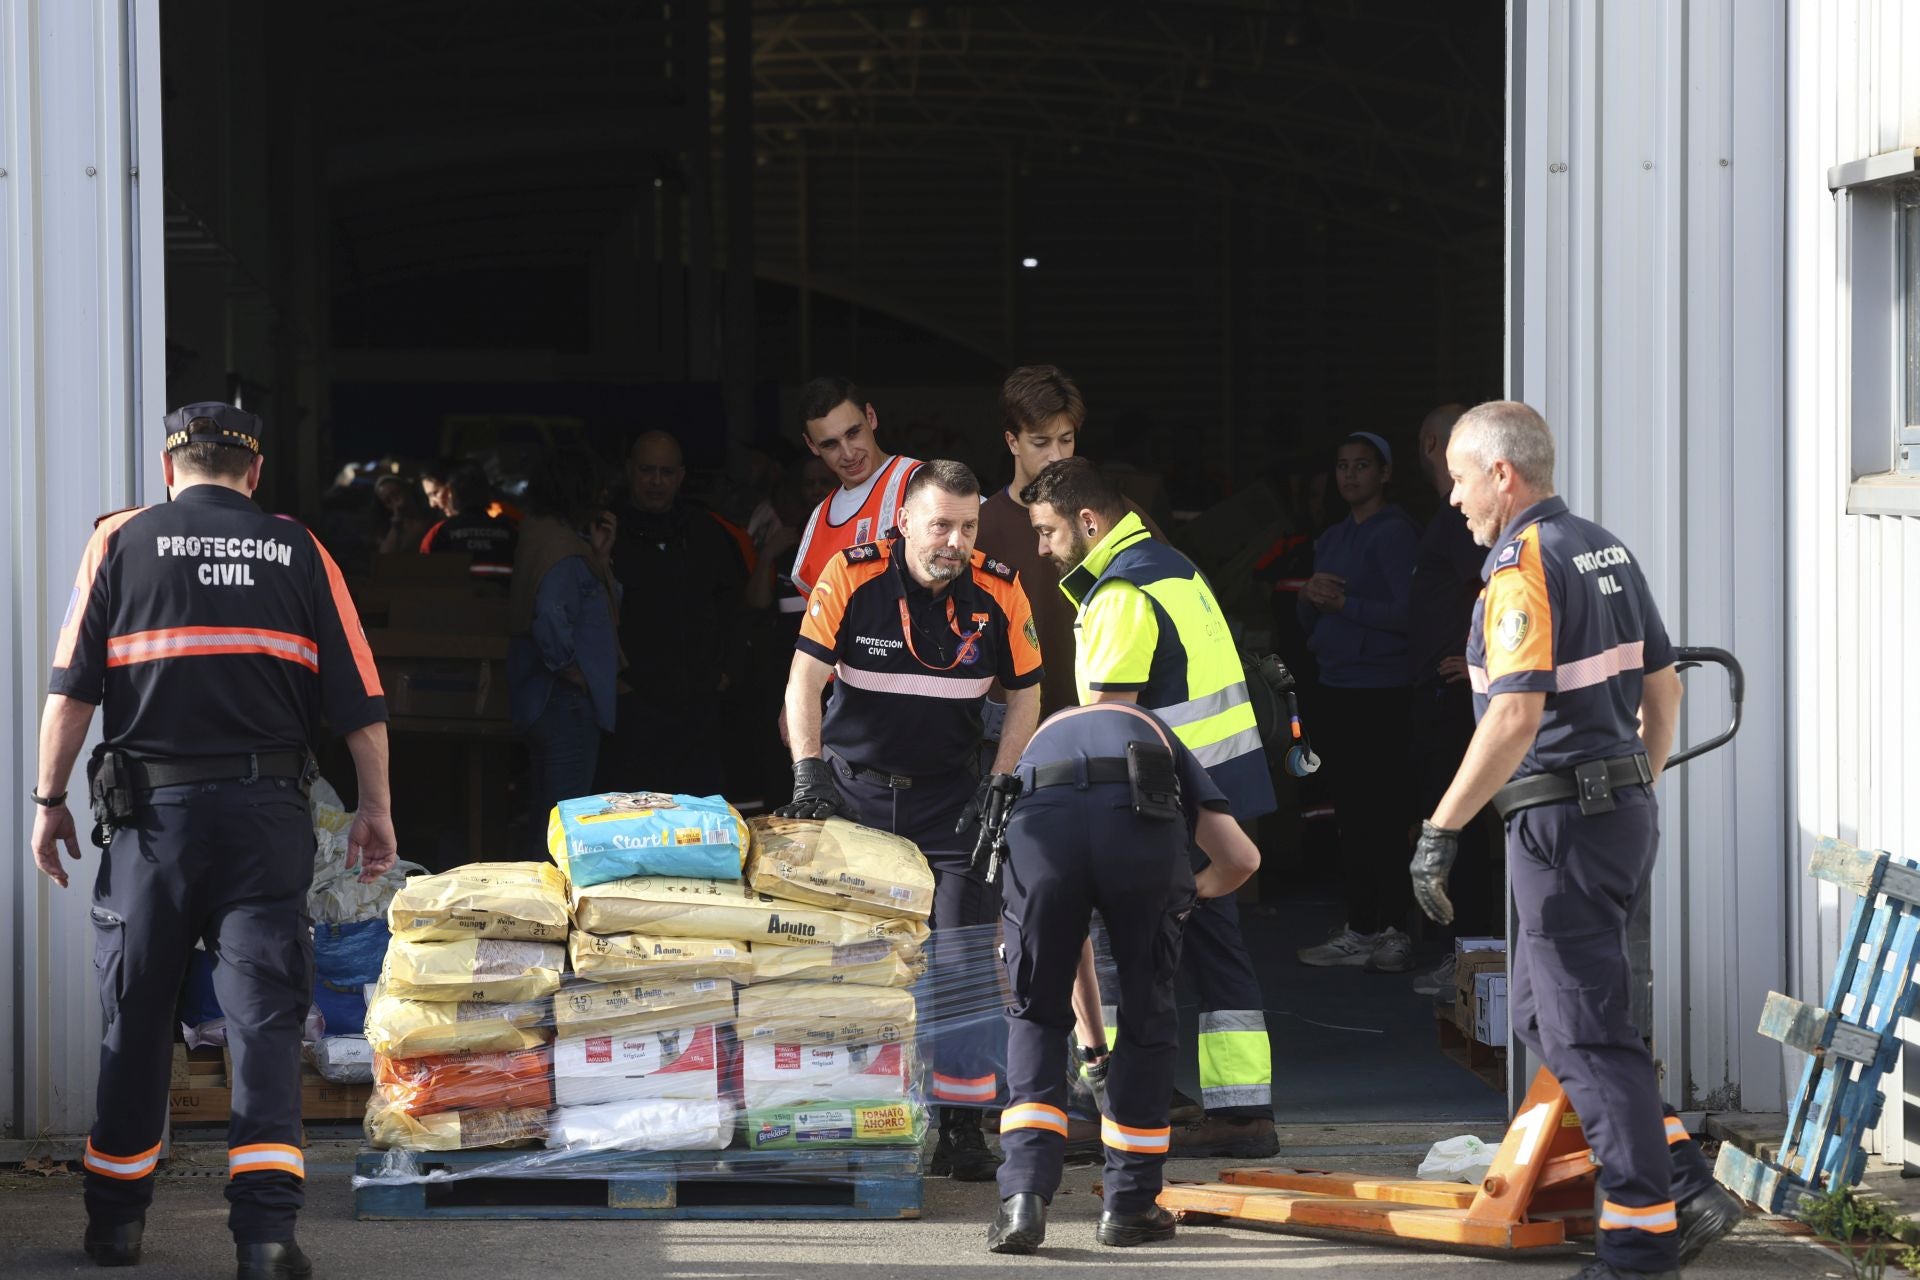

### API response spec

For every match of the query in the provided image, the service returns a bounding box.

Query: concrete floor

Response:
[0,1130,1844,1279]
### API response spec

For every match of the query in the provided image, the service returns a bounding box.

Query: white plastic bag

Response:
[1416,1135,1497,1184]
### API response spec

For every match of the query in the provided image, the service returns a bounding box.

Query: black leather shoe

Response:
[237,1240,313,1280]
[1676,1183,1743,1263]
[1564,1261,1680,1280]
[1097,1204,1177,1247]
[986,1193,1048,1254]
[941,1109,1002,1182]
[83,1217,143,1267]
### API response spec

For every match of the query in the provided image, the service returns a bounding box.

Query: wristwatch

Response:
[30,789,67,808]
[1074,1042,1110,1064]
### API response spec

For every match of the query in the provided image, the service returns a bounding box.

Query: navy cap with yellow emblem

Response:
[163,402,263,454]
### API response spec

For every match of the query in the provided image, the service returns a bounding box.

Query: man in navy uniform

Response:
[987,701,1261,1254]
[30,402,396,1279]
[1409,401,1742,1280]
[777,459,1044,1180]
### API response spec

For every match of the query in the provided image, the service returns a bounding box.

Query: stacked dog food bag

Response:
[361,795,939,1174]
[363,863,570,1150]
[565,805,935,1156]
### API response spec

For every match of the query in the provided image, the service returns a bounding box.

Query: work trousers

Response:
[1313,683,1415,934]
[997,782,1193,1214]
[828,756,1004,1108]
[1096,866,1271,1118]
[1508,786,1680,1272]
[85,778,313,1244]
[525,682,600,856]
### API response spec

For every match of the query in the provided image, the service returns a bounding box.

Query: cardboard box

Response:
[1454,939,1508,999]
[377,657,507,720]
[1473,972,1510,1046]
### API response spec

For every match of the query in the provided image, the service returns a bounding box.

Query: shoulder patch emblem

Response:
[1024,616,1039,650]
[1494,541,1522,571]
[845,543,878,562]
[1495,608,1531,653]
[981,557,1015,582]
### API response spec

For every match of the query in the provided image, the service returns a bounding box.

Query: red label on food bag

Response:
[585,1037,612,1064]
[775,1044,802,1070]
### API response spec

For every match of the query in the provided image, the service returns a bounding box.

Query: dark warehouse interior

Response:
[156,0,1509,1125]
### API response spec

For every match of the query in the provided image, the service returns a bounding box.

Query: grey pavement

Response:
[0,1129,1842,1278]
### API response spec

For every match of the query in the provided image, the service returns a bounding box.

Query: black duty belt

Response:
[1493,753,1653,820]
[125,751,310,791]
[1026,758,1132,790]
[838,756,974,791]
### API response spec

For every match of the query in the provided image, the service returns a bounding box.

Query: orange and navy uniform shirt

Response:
[1466,496,1675,779]
[797,535,1043,777]
[48,485,387,756]
[420,509,518,580]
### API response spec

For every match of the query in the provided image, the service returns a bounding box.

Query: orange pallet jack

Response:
[1153,647,1746,1253]
[1156,1067,1596,1250]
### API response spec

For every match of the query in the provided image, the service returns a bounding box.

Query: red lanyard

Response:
[897,597,986,671]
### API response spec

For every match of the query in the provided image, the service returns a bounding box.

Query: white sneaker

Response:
[1366,928,1414,974]
[1411,954,1457,995]
[1297,926,1378,967]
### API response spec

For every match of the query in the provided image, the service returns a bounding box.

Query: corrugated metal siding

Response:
[1510,0,1789,1111]
[1,0,167,1141]
[1783,0,1920,1162]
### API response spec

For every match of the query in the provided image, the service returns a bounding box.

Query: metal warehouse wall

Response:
[1509,0,1789,1110]
[1782,0,1920,1162]
[1,0,167,1143]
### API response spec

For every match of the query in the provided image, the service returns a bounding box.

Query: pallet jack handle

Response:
[1666,645,1743,769]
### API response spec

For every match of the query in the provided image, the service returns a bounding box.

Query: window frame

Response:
[1837,149,1920,515]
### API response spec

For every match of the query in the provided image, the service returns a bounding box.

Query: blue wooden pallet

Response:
[1716,837,1920,1214]
[353,1146,922,1221]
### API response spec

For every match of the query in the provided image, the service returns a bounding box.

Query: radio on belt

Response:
[1125,740,1182,822]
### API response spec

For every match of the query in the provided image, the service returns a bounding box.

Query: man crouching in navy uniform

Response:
[986,701,1260,1253]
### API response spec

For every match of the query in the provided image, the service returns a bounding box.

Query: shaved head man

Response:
[628,429,688,515]
[607,427,750,797]
[1415,403,1468,497]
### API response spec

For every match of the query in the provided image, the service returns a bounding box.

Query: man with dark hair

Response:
[420,463,517,582]
[32,401,395,1278]
[976,366,1165,720]
[418,460,456,517]
[787,376,922,604]
[777,458,1044,1182]
[602,429,749,797]
[1025,456,1281,1159]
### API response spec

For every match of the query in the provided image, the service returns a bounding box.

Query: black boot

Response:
[83,1217,143,1267]
[940,1108,1002,1182]
[1675,1183,1743,1263]
[237,1240,313,1280]
[986,1193,1048,1254]
[1564,1261,1680,1280]
[1096,1204,1178,1247]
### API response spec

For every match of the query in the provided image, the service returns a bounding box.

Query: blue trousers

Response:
[1509,786,1702,1271]
[996,781,1193,1214]
[86,778,313,1243]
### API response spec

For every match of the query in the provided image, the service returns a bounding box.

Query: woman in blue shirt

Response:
[1294,432,1421,973]
[508,447,625,853]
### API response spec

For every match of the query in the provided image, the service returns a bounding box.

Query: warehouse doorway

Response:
[155,0,1507,1126]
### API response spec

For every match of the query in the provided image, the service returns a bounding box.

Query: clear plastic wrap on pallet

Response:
[547,792,750,888]
[387,862,570,943]
[353,833,1024,1187]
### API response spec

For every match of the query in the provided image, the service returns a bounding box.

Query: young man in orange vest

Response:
[787,376,922,602]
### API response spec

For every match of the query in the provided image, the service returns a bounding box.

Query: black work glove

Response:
[1410,820,1461,925]
[774,757,846,820]
[955,773,999,838]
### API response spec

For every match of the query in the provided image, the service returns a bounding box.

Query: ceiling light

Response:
[1021,257,1039,269]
